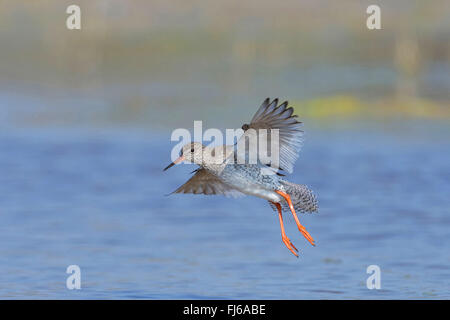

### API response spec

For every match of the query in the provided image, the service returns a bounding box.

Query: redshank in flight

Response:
[163,98,318,257]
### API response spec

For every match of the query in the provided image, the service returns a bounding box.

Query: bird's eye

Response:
[179,149,183,157]
[191,148,195,153]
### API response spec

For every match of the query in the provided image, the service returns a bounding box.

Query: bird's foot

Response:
[282,235,299,257]
[296,223,315,246]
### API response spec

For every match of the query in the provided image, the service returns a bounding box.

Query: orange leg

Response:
[275,190,316,246]
[271,201,299,257]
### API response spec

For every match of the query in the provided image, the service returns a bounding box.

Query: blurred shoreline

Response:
[1,1,449,131]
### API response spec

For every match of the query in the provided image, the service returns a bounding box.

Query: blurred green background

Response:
[0,0,449,130]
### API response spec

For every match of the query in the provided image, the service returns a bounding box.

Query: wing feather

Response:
[172,168,243,198]
[237,98,304,173]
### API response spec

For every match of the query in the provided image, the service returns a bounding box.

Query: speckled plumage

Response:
[204,162,318,213]
[270,180,318,213]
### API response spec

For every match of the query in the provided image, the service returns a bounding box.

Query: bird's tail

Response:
[270,180,318,213]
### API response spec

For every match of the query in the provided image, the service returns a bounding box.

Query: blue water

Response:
[0,124,449,299]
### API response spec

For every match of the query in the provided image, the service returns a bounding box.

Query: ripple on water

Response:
[0,127,449,299]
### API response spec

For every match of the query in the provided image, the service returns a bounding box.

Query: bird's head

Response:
[163,142,206,171]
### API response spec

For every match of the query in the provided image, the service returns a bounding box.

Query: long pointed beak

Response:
[163,155,185,171]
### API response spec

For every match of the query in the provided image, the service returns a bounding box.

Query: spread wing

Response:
[171,168,243,198]
[236,98,303,173]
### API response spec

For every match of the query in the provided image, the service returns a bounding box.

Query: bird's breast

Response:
[217,164,283,202]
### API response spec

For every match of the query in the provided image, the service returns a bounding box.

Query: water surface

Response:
[0,124,449,299]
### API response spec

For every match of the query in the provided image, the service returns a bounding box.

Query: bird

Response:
[163,98,318,257]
